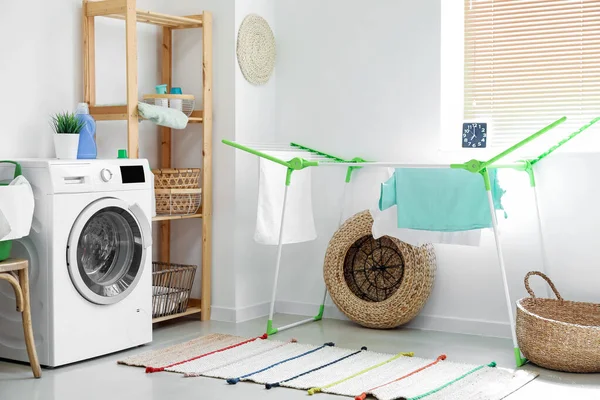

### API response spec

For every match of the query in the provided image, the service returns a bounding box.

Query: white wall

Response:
[233,0,278,317]
[0,0,158,160]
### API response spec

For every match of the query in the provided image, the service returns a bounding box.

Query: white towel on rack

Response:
[341,167,482,247]
[255,152,317,245]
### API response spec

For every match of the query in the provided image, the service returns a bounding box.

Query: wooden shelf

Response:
[90,105,128,121]
[152,212,202,222]
[188,110,204,123]
[152,306,202,323]
[86,1,202,29]
[84,3,213,322]
[90,105,203,123]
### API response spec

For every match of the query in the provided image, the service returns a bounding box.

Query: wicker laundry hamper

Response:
[323,210,436,329]
[516,271,600,373]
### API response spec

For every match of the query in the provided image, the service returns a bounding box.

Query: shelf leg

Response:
[83,0,96,106]
[125,0,139,158]
[201,11,213,321]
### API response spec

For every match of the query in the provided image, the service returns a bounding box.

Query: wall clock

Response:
[462,122,487,148]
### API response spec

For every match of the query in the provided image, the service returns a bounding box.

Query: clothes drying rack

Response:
[222,115,600,367]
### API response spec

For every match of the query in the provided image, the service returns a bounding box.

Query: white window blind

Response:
[464,0,600,148]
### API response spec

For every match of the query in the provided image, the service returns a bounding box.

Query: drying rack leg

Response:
[266,185,290,336]
[485,186,527,368]
[267,180,351,335]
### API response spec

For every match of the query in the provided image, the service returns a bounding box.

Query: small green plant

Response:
[51,112,85,134]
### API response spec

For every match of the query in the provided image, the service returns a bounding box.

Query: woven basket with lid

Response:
[516,271,600,373]
[323,210,436,329]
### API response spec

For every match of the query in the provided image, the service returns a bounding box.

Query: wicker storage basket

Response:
[153,168,201,189]
[152,262,197,318]
[323,210,436,329]
[153,168,202,215]
[155,188,202,215]
[516,271,600,373]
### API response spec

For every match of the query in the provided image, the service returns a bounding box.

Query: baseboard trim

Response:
[275,300,349,321]
[209,306,237,323]
[407,314,512,339]
[235,302,271,323]
[210,302,271,323]
[212,301,512,339]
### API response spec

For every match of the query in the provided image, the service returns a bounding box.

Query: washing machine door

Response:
[67,198,151,305]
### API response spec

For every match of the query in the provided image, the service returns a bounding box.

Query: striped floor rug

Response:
[118,333,537,400]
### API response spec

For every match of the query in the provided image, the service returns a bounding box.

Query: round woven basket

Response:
[516,271,600,373]
[236,14,276,85]
[323,210,436,329]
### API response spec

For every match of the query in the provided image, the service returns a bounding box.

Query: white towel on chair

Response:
[255,152,317,245]
[0,209,10,240]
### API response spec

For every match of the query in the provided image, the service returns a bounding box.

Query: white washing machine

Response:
[0,159,153,367]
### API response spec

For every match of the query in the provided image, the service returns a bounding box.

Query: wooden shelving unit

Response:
[82,0,212,323]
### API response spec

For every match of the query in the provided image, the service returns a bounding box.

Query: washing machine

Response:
[0,159,153,367]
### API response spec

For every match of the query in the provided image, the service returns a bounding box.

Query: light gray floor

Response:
[0,314,598,399]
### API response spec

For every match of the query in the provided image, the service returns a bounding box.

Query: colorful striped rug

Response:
[118,333,537,400]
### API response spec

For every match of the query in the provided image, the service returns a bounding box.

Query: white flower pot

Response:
[54,134,80,159]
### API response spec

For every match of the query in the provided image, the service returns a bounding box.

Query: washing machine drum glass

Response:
[70,206,144,305]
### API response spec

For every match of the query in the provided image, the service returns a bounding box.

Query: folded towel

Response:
[255,152,317,245]
[380,168,505,232]
[138,102,188,130]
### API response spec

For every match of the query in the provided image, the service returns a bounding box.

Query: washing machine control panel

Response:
[100,168,113,182]
[47,160,151,193]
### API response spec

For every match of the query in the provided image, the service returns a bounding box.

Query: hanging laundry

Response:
[379,168,505,232]
[339,167,484,246]
[371,206,482,246]
[255,152,317,245]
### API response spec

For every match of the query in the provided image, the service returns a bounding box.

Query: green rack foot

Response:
[266,319,278,336]
[314,305,325,321]
[514,347,528,367]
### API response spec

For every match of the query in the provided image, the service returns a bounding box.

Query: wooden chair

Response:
[0,258,41,378]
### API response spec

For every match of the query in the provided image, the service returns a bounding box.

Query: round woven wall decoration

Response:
[236,14,276,85]
[324,210,436,329]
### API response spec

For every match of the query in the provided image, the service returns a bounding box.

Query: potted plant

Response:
[51,112,85,159]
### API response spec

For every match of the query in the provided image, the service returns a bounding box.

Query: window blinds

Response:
[464,0,600,148]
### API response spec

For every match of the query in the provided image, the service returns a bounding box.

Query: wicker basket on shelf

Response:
[516,271,600,373]
[152,262,197,318]
[153,168,202,216]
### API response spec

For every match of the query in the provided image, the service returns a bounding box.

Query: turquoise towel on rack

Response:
[379,168,505,232]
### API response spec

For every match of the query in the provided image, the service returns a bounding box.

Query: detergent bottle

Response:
[75,103,97,159]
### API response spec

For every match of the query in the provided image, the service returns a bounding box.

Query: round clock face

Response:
[462,122,487,148]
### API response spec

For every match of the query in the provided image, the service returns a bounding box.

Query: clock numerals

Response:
[462,122,488,149]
